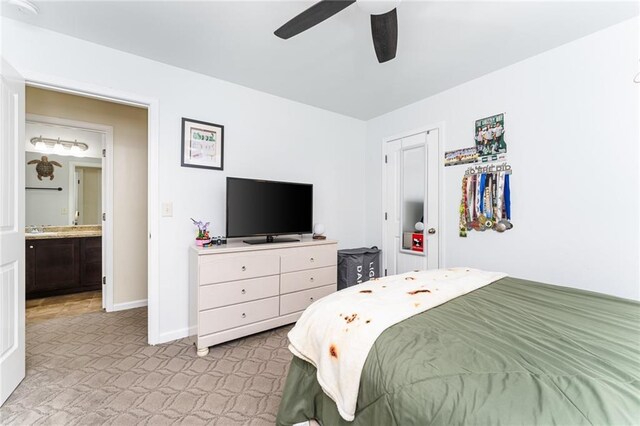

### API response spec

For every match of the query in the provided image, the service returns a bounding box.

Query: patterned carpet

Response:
[0,308,294,425]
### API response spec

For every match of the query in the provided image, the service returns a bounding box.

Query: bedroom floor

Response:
[0,307,293,425]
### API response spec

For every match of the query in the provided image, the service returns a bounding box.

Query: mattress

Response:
[276,277,640,425]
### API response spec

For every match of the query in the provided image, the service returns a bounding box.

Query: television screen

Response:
[226,177,313,239]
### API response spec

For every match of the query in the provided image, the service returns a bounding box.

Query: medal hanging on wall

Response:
[459,169,512,236]
[459,176,468,237]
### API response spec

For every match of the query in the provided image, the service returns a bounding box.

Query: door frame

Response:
[68,162,104,225]
[381,122,445,274]
[22,71,161,345]
[26,113,114,311]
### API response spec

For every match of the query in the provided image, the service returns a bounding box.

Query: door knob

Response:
[428,228,436,235]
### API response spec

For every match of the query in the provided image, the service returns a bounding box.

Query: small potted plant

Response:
[191,218,211,246]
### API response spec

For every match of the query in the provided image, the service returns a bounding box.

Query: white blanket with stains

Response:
[287,267,507,421]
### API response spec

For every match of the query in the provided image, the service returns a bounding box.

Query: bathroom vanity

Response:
[25,226,102,299]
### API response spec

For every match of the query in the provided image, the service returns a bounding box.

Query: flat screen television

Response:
[226,177,313,244]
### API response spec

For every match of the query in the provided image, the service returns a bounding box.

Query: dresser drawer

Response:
[200,275,280,310]
[281,265,337,294]
[280,244,337,273]
[280,284,335,315]
[199,297,279,335]
[200,253,280,284]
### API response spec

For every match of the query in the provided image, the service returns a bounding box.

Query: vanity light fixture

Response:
[30,136,89,152]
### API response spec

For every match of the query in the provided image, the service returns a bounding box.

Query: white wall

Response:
[2,18,367,342]
[365,17,640,300]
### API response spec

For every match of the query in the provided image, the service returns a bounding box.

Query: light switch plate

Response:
[161,202,173,217]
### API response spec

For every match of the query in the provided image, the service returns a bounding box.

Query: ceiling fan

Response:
[274,0,400,63]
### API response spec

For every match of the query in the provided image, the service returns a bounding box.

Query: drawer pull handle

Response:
[241,289,246,294]
[241,313,246,318]
[241,266,246,271]
[310,277,314,282]
[29,245,34,249]
[310,257,314,262]
[310,297,314,302]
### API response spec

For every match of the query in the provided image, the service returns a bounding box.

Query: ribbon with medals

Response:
[459,164,513,236]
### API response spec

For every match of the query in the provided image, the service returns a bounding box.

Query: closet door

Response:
[397,132,427,273]
[424,129,440,269]
[382,129,439,276]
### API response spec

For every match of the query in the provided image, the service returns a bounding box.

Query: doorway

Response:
[24,86,148,317]
[1,64,159,405]
[25,113,111,312]
[382,127,440,276]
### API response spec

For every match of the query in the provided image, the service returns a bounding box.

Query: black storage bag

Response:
[337,247,381,290]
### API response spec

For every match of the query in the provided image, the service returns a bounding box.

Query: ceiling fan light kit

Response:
[275,0,400,63]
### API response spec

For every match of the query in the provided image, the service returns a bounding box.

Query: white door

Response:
[382,129,439,275]
[424,129,440,269]
[382,138,402,276]
[0,60,25,406]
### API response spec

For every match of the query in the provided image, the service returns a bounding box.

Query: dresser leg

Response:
[196,346,209,357]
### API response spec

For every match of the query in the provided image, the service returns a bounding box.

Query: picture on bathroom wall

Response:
[181,117,224,170]
[474,113,507,157]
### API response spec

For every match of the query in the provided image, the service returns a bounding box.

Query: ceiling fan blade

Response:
[275,0,356,39]
[370,8,398,63]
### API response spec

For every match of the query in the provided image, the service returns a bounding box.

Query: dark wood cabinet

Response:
[26,237,102,299]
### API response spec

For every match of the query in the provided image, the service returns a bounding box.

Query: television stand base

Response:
[243,236,300,245]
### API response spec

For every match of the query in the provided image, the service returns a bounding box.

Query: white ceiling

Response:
[4,1,638,120]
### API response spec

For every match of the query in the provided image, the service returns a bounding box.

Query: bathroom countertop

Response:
[25,225,102,240]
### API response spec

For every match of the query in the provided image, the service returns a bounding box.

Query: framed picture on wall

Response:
[474,113,506,157]
[181,118,224,171]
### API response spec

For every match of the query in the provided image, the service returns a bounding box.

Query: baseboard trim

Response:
[111,299,148,312]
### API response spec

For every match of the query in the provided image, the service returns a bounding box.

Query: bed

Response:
[276,276,640,425]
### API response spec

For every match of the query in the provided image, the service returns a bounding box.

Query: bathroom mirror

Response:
[25,119,103,227]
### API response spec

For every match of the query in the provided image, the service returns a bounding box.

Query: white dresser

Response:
[189,238,338,356]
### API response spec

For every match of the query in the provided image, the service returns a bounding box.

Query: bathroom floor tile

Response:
[27,290,102,324]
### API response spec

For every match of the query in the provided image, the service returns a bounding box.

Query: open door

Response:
[0,59,25,406]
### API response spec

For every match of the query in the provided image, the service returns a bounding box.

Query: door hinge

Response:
[385,212,388,220]
[102,276,106,285]
[102,212,106,221]
[384,269,388,276]
[384,155,388,164]
[102,149,106,157]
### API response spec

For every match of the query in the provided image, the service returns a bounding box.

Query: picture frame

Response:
[181,117,224,171]
[474,113,506,158]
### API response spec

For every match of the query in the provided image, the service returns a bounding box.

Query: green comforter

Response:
[276,277,640,425]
